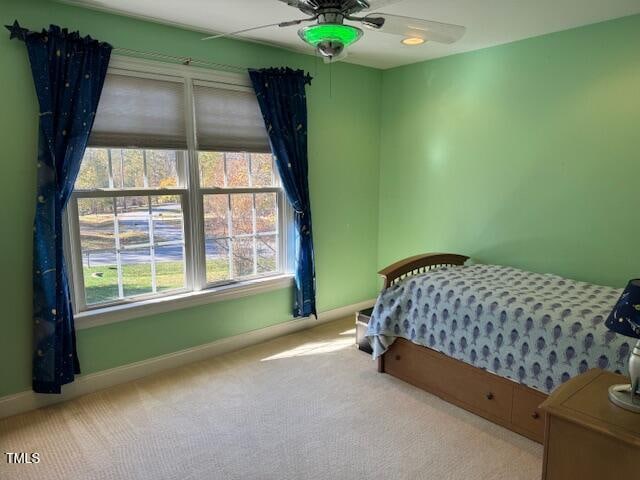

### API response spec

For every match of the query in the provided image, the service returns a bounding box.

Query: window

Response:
[199,152,281,284]
[66,58,291,315]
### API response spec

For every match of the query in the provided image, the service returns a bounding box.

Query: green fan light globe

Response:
[298,24,363,47]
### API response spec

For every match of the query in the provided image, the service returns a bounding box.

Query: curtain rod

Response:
[6,21,311,76]
[112,46,247,72]
[5,20,246,72]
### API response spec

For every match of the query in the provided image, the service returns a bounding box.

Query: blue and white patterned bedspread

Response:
[366,264,631,393]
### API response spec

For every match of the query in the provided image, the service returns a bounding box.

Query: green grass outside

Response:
[85,259,225,305]
[84,257,276,305]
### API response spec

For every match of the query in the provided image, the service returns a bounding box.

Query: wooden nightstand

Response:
[540,369,640,480]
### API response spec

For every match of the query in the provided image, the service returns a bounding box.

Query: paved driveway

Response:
[82,205,225,266]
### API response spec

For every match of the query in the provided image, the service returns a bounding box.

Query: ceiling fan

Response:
[202,0,466,63]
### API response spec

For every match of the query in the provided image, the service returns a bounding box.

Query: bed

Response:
[366,253,630,443]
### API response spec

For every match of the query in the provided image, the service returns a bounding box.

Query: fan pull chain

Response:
[314,51,319,80]
[329,59,332,98]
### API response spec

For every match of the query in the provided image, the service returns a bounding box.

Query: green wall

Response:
[378,14,640,288]
[0,0,381,396]
[2,0,638,399]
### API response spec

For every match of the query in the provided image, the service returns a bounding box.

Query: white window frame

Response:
[66,56,294,329]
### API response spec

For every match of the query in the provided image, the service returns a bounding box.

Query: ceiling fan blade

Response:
[202,23,280,41]
[277,0,318,16]
[202,17,314,41]
[364,13,466,44]
[360,0,404,11]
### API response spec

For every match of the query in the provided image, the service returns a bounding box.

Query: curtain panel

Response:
[248,68,317,318]
[7,21,112,393]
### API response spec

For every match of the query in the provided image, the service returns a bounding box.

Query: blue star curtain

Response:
[7,21,112,393]
[249,68,317,318]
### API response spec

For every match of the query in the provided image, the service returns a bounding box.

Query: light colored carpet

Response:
[0,317,542,480]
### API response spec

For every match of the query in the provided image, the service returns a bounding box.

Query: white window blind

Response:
[194,83,270,153]
[89,73,187,149]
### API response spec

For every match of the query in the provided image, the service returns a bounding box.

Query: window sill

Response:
[74,274,295,330]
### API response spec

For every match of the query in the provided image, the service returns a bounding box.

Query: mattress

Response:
[366,264,631,393]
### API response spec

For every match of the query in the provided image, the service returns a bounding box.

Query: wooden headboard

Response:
[378,253,470,289]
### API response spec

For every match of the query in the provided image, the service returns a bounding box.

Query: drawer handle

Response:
[395,355,401,361]
[486,392,494,400]
[531,412,540,420]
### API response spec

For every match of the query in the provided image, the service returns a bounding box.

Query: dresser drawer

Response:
[385,338,453,395]
[385,339,513,423]
[511,385,546,442]
[456,368,513,422]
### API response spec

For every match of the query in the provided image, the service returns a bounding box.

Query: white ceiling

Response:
[62,0,640,69]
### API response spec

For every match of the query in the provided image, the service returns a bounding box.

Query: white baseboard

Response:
[0,299,374,420]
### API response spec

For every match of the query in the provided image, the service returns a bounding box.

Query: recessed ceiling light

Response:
[401,37,426,46]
